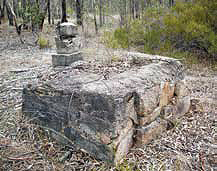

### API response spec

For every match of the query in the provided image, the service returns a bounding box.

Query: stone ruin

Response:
[52,22,82,67]
[23,42,191,164]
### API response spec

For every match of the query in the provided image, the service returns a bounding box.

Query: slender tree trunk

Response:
[0,4,1,24]
[21,0,26,17]
[21,0,29,28]
[0,0,3,24]
[169,0,174,7]
[119,0,127,26]
[0,0,6,18]
[47,0,51,24]
[76,0,82,25]
[0,0,6,20]
[94,10,98,34]
[51,0,55,24]
[146,0,151,7]
[5,0,24,43]
[102,0,105,25]
[99,0,102,27]
[61,0,67,23]
[93,1,98,34]
[12,0,18,16]
[6,1,13,25]
[135,0,139,18]
[130,0,135,19]
[141,0,145,20]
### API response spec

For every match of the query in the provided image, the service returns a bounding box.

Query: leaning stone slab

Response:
[22,53,187,164]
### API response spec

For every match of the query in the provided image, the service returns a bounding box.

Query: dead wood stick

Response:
[13,151,36,158]
[7,156,33,161]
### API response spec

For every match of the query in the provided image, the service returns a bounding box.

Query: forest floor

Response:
[0,21,216,171]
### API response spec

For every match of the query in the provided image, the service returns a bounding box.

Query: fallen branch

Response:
[7,156,33,161]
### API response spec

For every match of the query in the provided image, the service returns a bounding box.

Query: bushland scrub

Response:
[102,0,217,68]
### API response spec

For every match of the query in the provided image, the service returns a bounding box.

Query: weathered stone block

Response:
[175,80,189,97]
[22,53,187,164]
[136,119,167,146]
[159,81,175,108]
[139,107,161,126]
[55,37,81,54]
[52,51,82,67]
[59,22,78,38]
[162,96,191,120]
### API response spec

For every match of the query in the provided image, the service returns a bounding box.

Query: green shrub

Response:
[101,31,120,48]
[163,0,217,58]
[103,0,217,61]
[38,35,49,49]
[144,28,162,54]
[102,20,145,49]
[115,159,139,171]
[128,19,145,46]
[114,28,129,48]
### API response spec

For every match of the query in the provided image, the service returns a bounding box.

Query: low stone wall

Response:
[22,52,191,164]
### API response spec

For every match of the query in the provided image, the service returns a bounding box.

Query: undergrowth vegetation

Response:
[102,0,217,64]
[38,34,49,49]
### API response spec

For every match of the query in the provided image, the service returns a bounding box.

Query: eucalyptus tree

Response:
[61,0,67,22]
[76,0,83,25]
[0,0,6,24]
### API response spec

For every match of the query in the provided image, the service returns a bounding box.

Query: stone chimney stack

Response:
[52,22,82,67]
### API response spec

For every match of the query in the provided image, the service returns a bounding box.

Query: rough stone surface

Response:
[159,81,175,108]
[174,80,189,97]
[139,107,161,126]
[53,22,82,67]
[52,51,83,67]
[22,52,189,164]
[136,119,167,146]
[55,37,81,54]
[58,22,78,38]
[162,96,191,120]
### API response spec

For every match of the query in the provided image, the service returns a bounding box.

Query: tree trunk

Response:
[5,0,24,43]
[119,0,127,26]
[51,0,55,24]
[6,1,13,25]
[146,0,151,7]
[99,0,102,27]
[102,0,105,25]
[21,0,26,24]
[39,0,48,31]
[0,0,6,19]
[93,2,98,34]
[169,0,174,7]
[141,0,145,21]
[61,0,67,23]
[12,0,18,16]
[135,0,139,19]
[0,5,1,24]
[130,0,135,19]
[47,0,51,24]
[76,0,82,25]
